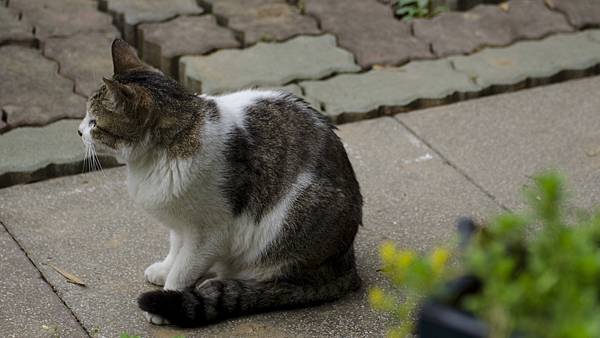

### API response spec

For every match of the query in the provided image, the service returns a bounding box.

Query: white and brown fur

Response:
[79,39,363,327]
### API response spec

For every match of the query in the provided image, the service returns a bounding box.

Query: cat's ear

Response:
[103,77,136,102]
[111,38,144,75]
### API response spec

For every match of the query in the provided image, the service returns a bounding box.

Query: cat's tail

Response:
[138,265,361,327]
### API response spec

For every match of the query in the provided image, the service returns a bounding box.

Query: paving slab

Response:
[300,59,481,123]
[0,46,85,133]
[305,0,432,68]
[398,76,600,211]
[450,30,600,89]
[43,31,120,97]
[180,34,360,95]
[0,120,118,188]
[99,0,204,48]
[8,0,117,39]
[138,15,240,79]
[549,0,600,29]
[0,117,500,337]
[336,118,501,244]
[275,84,320,109]
[0,225,87,337]
[0,6,35,47]
[413,0,573,57]
[202,0,320,46]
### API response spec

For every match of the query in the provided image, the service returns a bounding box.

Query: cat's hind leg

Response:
[145,230,182,286]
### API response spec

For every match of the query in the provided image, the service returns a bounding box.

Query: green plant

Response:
[371,172,600,338]
[370,244,454,337]
[393,0,448,21]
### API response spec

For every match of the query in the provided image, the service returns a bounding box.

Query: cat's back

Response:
[210,89,360,221]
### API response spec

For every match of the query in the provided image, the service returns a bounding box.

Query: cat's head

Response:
[78,39,203,162]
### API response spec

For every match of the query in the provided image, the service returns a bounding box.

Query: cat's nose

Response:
[78,129,82,136]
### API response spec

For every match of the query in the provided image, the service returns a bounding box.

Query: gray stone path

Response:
[0,46,85,132]
[550,0,600,28]
[0,120,118,188]
[98,0,203,48]
[138,15,240,78]
[305,0,432,68]
[2,76,599,337]
[43,31,119,97]
[202,0,320,46]
[0,6,35,47]
[0,226,87,338]
[3,0,600,190]
[9,0,117,39]
[413,0,573,57]
[180,35,360,94]
[299,30,600,123]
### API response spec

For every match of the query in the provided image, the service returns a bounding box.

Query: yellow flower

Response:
[369,287,385,309]
[430,248,450,273]
[396,250,415,269]
[380,241,396,265]
[387,327,404,338]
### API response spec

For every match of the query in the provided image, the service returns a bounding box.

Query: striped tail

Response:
[138,267,361,327]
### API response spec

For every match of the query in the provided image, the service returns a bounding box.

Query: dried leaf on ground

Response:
[48,264,86,286]
[499,2,510,11]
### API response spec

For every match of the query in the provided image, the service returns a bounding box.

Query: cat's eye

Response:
[89,120,97,128]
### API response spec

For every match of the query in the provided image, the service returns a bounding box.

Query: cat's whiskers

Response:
[83,145,90,173]
[90,144,106,176]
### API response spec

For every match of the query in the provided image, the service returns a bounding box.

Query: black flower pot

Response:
[416,218,487,337]
[416,273,487,338]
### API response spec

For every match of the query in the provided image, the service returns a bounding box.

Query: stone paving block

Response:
[0,116,499,336]
[138,15,240,79]
[259,84,321,111]
[450,30,600,89]
[336,117,501,244]
[505,0,573,39]
[202,0,320,46]
[398,76,600,210]
[0,46,85,133]
[305,0,432,68]
[549,0,600,29]
[413,0,573,57]
[0,6,35,47]
[8,0,117,39]
[0,120,118,188]
[300,60,481,123]
[0,226,87,337]
[99,0,203,48]
[43,31,120,97]
[180,34,360,95]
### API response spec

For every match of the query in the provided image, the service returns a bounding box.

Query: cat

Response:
[78,39,363,327]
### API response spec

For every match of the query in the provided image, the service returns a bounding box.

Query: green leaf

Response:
[396,6,414,15]
[417,0,429,9]
[397,0,418,5]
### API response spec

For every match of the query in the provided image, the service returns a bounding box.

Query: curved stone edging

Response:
[180,34,360,95]
[299,30,600,124]
[0,120,120,189]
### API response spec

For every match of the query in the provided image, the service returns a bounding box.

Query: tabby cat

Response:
[78,39,363,327]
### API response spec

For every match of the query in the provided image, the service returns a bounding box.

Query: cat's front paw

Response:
[144,262,170,286]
